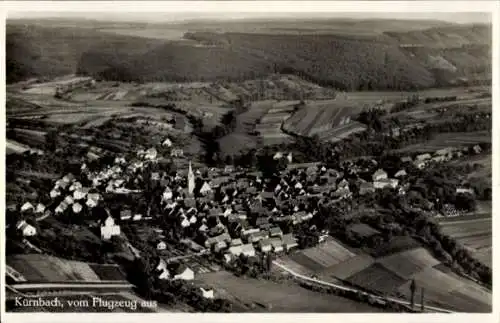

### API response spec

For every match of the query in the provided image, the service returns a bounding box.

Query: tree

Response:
[45,130,59,152]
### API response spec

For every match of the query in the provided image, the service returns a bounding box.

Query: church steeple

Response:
[188,161,195,196]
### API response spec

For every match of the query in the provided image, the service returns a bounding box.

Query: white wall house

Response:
[16,220,37,237]
[101,216,121,240]
[173,267,195,281]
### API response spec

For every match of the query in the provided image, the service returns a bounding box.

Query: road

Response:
[272,260,454,314]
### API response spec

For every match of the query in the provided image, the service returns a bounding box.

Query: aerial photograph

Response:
[4,5,493,314]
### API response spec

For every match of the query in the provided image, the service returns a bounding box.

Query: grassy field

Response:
[395,131,491,153]
[345,263,407,295]
[197,270,383,312]
[377,248,441,279]
[397,266,491,312]
[438,214,492,267]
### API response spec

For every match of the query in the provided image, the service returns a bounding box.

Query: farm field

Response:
[282,98,370,142]
[395,131,491,153]
[289,238,357,270]
[345,263,407,295]
[197,270,383,312]
[438,215,492,267]
[397,267,491,312]
[376,248,441,279]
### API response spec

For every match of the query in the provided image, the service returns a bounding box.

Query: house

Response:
[414,160,427,169]
[270,238,284,252]
[16,220,37,237]
[161,188,173,203]
[156,258,168,278]
[416,153,432,161]
[64,195,75,205]
[374,178,399,189]
[100,216,121,240]
[205,233,231,248]
[282,234,298,251]
[120,209,132,221]
[473,145,482,154]
[151,172,160,181]
[359,181,375,195]
[114,157,127,165]
[171,149,184,157]
[86,193,101,208]
[432,156,447,163]
[259,239,272,253]
[229,243,256,257]
[200,288,214,299]
[35,203,46,214]
[153,240,167,250]
[456,187,474,195]
[231,238,243,246]
[269,226,283,238]
[69,181,83,192]
[199,182,213,195]
[394,170,407,178]
[72,203,83,214]
[162,138,173,147]
[133,214,143,221]
[273,152,283,160]
[301,212,314,221]
[20,202,34,213]
[248,230,269,243]
[145,148,158,160]
[214,240,228,253]
[181,217,190,228]
[241,228,260,238]
[372,169,388,182]
[173,266,195,281]
[50,189,61,199]
[435,147,454,156]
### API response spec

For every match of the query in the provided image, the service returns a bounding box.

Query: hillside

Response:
[7,21,492,90]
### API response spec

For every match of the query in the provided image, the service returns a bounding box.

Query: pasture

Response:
[197,270,383,312]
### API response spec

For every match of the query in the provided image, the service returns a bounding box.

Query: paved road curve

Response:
[272,260,454,314]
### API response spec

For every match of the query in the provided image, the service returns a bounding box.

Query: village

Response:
[10,130,485,289]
